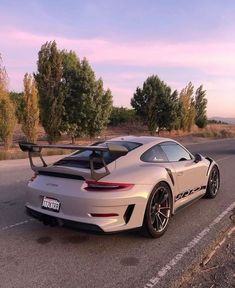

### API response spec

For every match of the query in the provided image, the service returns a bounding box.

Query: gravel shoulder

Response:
[179,213,235,288]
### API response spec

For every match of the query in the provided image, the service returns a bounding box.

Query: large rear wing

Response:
[19,142,128,181]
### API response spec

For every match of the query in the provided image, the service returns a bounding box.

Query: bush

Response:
[193,128,233,139]
[195,117,207,128]
[109,107,136,126]
[219,129,233,138]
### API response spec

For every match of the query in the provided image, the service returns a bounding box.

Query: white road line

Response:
[0,218,34,232]
[143,202,235,288]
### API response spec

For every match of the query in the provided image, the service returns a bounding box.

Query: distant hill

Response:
[209,117,235,124]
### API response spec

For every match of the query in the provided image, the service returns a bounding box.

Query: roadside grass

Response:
[0,123,234,161]
[0,147,71,161]
[192,124,235,138]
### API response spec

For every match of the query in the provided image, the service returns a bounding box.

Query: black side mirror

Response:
[194,153,202,163]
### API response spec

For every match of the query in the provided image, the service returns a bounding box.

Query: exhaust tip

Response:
[42,216,58,227]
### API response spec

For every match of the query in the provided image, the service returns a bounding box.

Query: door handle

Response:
[177,172,184,176]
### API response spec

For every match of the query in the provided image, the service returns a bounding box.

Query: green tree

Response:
[21,73,39,143]
[131,75,177,135]
[171,90,181,130]
[61,50,82,142]
[61,54,112,141]
[10,92,24,123]
[165,89,179,131]
[0,55,16,149]
[86,81,112,138]
[109,107,136,126]
[195,85,207,128]
[34,41,64,143]
[179,82,195,132]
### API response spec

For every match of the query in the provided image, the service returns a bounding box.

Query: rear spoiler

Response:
[19,142,128,181]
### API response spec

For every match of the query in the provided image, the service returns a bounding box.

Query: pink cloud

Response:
[1,28,235,74]
[118,72,149,80]
[1,28,235,117]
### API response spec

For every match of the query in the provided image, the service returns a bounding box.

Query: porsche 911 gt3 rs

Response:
[19,136,220,238]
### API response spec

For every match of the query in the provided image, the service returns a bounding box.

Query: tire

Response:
[204,165,220,199]
[142,182,172,238]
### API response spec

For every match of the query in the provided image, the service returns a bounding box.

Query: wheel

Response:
[205,165,220,199]
[142,182,172,238]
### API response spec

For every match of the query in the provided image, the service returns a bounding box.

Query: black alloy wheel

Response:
[143,182,172,238]
[205,165,220,199]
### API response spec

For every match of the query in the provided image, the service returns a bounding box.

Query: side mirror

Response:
[194,153,202,163]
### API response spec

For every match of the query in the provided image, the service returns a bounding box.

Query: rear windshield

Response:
[54,141,141,169]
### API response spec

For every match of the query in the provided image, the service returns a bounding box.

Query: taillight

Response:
[85,181,134,191]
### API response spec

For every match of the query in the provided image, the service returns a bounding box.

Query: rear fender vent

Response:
[123,204,135,224]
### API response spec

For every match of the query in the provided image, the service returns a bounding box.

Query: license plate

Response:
[42,197,60,212]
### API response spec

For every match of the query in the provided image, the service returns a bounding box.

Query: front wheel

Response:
[204,165,220,199]
[142,182,172,238]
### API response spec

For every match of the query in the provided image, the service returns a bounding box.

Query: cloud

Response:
[1,27,235,74]
[1,27,235,116]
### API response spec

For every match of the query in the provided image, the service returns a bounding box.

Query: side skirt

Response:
[173,194,204,215]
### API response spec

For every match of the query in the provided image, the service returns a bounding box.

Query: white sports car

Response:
[19,136,220,238]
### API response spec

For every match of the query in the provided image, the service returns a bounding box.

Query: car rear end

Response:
[25,141,149,232]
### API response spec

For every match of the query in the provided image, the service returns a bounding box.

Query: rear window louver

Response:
[38,170,85,181]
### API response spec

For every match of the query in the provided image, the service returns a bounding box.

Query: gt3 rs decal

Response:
[175,186,207,202]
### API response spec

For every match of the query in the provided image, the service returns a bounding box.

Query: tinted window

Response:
[141,145,168,162]
[55,141,142,169]
[160,142,192,162]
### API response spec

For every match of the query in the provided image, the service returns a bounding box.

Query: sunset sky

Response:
[1,0,235,117]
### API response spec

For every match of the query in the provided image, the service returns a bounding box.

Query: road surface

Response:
[0,139,234,288]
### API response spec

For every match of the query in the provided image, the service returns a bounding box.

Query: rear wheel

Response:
[142,182,172,238]
[205,165,220,199]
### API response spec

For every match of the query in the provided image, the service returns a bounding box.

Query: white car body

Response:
[21,136,219,236]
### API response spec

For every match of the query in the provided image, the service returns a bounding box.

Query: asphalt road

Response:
[0,139,235,288]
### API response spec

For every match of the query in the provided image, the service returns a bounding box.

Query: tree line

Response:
[0,41,113,148]
[130,75,207,135]
[0,42,208,149]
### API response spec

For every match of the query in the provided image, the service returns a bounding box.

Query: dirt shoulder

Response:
[179,213,235,288]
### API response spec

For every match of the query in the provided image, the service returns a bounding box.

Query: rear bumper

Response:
[26,179,151,232]
[26,207,104,233]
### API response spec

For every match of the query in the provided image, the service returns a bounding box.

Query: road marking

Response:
[143,202,235,288]
[0,218,34,232]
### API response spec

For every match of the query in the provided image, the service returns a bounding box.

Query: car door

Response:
[159,142,207,207]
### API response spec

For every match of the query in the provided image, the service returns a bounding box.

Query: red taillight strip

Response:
[85,181,134,191]
[90,213,119,217]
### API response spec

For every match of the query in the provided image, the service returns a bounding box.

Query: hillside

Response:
[210,117,235,124]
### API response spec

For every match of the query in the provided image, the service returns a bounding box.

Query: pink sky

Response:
[1,28,235,117]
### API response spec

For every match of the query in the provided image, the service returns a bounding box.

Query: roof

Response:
[108,135,172,145]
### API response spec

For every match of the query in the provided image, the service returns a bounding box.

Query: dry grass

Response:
[105,123,235,139]
[0,146,70,161]
[192,124,235,138]
[0,123,235,161]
